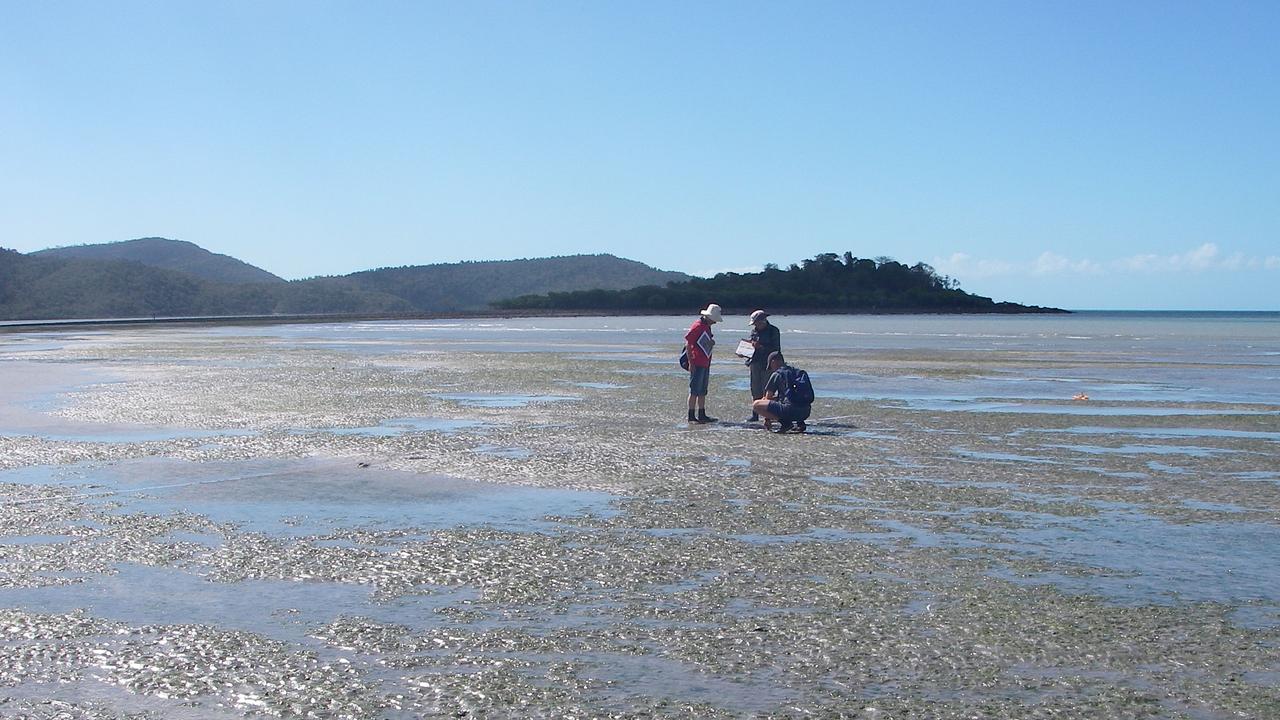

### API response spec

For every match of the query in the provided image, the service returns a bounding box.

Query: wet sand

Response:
[1,321,1278,718]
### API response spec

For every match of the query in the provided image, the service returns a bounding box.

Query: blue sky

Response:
[3,1,1277,310]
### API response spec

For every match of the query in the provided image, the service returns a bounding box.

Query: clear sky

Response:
[3,1,1277,310]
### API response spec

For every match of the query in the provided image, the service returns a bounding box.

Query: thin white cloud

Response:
[935,243,1278,280]
[1032,251,1102,276]
[932,252,1018,279]
[1181,242,1220,270]
[1217,252,1279,271]
[1222,252,1247,271]
[1117,243,1221,272]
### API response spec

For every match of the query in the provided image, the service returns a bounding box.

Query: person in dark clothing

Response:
[752,351,812,433]
[745,309,781,421]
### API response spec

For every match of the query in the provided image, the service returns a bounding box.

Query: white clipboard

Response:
[696,331,714,357]
[735,340,755,359]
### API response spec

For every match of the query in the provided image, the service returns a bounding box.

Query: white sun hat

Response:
[700,303,723,323]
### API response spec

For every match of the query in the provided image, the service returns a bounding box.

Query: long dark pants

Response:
[749,361,770,401]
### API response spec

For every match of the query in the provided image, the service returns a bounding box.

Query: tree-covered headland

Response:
[495,252,1066,314]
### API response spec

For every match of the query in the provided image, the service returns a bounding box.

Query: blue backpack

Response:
[781,366,815,404]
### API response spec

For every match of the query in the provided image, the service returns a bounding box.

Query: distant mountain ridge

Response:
[0,246,408,320]
[1,239,1062,322]
[0,239,693,321]
[323,255,692,312]
[34,238,285,285]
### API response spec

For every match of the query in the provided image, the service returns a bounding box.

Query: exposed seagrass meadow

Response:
[1,315,1277,718]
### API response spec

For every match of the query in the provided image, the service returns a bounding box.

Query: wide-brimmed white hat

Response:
[700,303,723,323]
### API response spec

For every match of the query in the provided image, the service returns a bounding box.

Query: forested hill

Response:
[33,238,285,285]
[321,255,691,312]
[495,252,1067,314]
[1,242,1059,321]
[0,247,408,320]
[0,244,691,321]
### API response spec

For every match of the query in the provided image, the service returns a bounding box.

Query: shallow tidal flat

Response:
[1,317,1278,719]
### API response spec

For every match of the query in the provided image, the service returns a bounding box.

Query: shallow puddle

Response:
[1045,442,1233,458]
[1053,425,1280,441]
[1000,512,1280,604]
[895,399,1278,416]
[433,393,580,408]
[0,458,616,536]
[317,417,491,436]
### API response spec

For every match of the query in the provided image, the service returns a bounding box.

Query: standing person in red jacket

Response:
[685,303,722,423]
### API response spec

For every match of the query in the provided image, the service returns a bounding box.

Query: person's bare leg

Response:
[753,398,778,430]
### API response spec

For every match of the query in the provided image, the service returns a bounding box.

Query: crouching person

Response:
[752,352,814,433]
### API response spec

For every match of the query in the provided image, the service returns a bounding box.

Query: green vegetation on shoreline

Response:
[496,252,1067,314]
[0,241,688,321]
[2,241,1064,321]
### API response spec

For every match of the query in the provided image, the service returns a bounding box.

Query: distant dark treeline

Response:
[495,252,1066,314]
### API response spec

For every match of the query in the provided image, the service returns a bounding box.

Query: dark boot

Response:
[688,409,698,423]
[748,412,760,422]
[697,409,717,423]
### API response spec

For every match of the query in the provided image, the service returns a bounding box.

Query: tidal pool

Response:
[0,458,615,536]
[432,393,580,408]
[894,398,1279,416]
[314,417,491,437]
